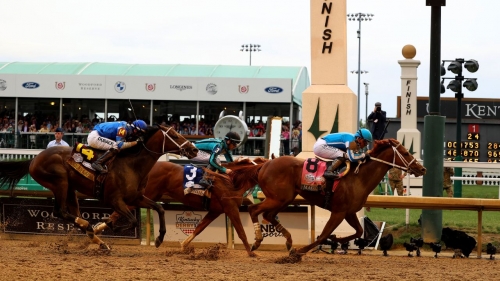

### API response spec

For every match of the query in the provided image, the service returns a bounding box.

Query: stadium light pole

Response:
[348,13,373,130]
[350,70,369,128]
[440,58,479,198]
[240,44,261,66]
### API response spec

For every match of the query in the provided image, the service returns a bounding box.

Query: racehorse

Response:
[0,125,198,249]
[94,157,267,257]
[247,138,426,255]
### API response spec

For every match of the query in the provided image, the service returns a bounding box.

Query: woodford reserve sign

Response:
[0,198,139,238]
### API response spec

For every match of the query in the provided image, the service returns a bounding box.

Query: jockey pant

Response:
[191,150,222,169]
[87,130,118,150]
[313,138,345,160]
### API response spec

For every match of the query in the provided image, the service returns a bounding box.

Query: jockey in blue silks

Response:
[87,120,148,173]
[191,131,241,187]
[313,128,373,178]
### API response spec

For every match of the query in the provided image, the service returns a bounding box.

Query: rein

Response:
[367,143,416,172]
[141,126,191,157]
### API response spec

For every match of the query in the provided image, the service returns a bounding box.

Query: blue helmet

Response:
[131,120,147,133]
[355,128,373,142]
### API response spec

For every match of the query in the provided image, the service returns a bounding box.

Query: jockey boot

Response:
[199,172,212,188]
[323,177,334,208]
[324,158,344,179]
[92,148,118,173]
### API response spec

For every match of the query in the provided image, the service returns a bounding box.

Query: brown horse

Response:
[94,157,267,256]
[247,138,427,255]
[0,125,198,249]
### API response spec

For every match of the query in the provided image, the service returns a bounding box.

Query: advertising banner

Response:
[234,206,309,246]
[0,74,292,103]
[153,204,227,243]
[0,198,139,238]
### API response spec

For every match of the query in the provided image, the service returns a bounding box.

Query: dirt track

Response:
[0,238,498,281]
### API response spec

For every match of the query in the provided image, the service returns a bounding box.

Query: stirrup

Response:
[199,178,212,188]
[92,163,108,173]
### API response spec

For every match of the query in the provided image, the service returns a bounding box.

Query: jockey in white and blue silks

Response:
[313,128,373,178]
[87,120,148,173]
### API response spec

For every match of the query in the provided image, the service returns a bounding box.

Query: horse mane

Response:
[118,125,159,156]
[204,168,233,189]
[368,138,399,157]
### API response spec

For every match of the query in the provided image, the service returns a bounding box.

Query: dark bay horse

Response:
[94,157,266,256]
[0,125,198,249]
[248,138,427,255]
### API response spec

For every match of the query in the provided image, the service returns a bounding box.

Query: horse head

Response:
[141,125,198,159]
[368,138,426,177]
[225,157,269,191]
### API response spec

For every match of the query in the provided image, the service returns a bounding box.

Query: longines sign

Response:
[398,97,500,120]
[1,198,139,238]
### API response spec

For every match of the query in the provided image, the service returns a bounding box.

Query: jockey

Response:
[192,131,241,187]
[87,120,148,173]
[313,128,373,178]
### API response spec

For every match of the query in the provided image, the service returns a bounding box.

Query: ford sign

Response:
[22,82,40,89]
[265,86,283,94]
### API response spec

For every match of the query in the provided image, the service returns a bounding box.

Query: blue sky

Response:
[1,0,495,119]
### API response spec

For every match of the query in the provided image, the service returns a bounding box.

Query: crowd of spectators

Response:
[1,113,302,154]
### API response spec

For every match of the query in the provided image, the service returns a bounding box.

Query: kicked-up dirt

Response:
[0,238,498,281]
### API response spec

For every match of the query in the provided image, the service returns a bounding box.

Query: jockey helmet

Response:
[355,128,373,142]
[224,131,241,145]
[131,120,148,133]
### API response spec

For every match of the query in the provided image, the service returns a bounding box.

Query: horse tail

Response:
[0,159,33,191]
[232,162,264,191]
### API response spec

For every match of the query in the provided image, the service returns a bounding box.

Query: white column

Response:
[397,59,421,161]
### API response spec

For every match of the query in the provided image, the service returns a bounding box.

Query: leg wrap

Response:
[254,222,263,241]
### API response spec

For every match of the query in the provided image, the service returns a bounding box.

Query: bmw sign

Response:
[22,82,40,89]
[264,86,283,94]
[115,81,126,93]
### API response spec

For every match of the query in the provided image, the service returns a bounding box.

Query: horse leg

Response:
[180,210,222,251]
[56,190,109,249]
[248,198,290,251]
[93,210,122,234]
[135,195,166,248]
[331,213,364,243]
[220,197,257,257]
[293,211,347,255]
[109,200,139,234]
[262,211,293,251]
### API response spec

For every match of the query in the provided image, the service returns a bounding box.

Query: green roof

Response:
[0,62,309,105]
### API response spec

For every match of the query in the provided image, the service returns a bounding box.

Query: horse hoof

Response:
[248,251,258,258]
[289,248,296,255]
[155,237,162,248]
[251,241,262,251]
[286,242,293,251]
[99,243,111,250]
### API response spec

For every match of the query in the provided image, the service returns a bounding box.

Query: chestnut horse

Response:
[248,138,426,255]
[0,125,198,249]
[94,157,267,256]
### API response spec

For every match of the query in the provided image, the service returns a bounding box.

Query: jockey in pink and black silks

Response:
[87,120,148,173]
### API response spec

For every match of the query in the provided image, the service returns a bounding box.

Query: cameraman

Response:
[367,102,387,140]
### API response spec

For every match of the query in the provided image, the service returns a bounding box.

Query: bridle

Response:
[141,126,192,157]
[368,142,418,174]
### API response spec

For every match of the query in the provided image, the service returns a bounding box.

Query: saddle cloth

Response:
[183,165,208,197]
[66,143,102,181]
[301,158,327,192]
[301,158,340,192]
